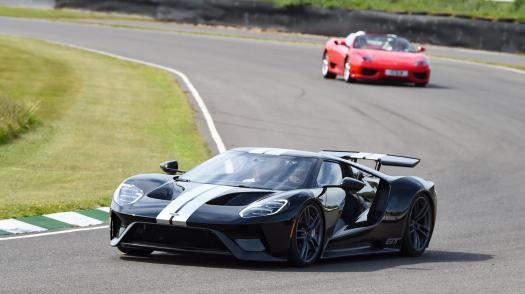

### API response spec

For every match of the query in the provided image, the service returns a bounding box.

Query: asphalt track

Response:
[1,17,525,293]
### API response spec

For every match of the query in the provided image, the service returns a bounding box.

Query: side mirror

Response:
[417,46,426,52]
[334,40,348,47]
[340,177,365,192]
[160,160,179,175]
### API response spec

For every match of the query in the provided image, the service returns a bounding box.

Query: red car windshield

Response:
[354,35,417,53]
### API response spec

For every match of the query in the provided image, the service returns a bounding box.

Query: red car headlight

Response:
[416,59,430,67]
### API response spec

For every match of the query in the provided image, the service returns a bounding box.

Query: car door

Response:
[316,161,346,228]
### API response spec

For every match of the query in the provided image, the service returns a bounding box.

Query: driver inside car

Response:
[242,157,282,183]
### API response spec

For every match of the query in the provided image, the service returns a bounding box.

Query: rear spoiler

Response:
[320,150,420,171]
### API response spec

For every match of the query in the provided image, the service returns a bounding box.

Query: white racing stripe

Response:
[45,212,103,227]
[156,184,216,224]
[0,219,47,234]
[171,185,235,226]
[264,148,288,156]
[249,148,270,154]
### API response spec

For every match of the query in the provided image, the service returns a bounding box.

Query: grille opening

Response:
[414,72,427,79]
[361,68,378,76]
[122,223,228,252]
[110,212,121,239]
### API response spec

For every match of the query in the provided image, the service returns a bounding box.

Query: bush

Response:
[0,96,39,144]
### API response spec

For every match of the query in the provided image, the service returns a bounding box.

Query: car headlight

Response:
[416,59,429,67]
[239,199,288,218]
[113,183,144,205]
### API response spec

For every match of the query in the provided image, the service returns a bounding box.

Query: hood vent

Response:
[207,192,271,206]
[146,183,182,201]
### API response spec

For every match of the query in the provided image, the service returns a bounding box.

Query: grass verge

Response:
[0,5,151,20]
[0,36,210,219]
[428,54,525,72]
[275,0,525,22]
[1,2,523,22]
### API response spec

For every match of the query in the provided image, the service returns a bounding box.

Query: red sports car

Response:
[322,32,430,87]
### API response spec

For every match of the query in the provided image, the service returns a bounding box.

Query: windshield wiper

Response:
[174,176,191,182]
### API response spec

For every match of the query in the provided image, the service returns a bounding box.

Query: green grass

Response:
[0,96,39,144]
[480,61,525,71]
[0,36,210,219]
[274,0,525,21]
[4,1,521,22]
[0,5,151,20]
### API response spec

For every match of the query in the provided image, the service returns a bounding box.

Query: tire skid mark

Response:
[365,101,463,148]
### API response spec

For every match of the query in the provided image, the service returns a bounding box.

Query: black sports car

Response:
[110,147,436,266]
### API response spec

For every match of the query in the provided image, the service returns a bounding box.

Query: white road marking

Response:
[44,212,103,227]
[47,41,227,153]
[0,219,47,234]
[0,225,109,241]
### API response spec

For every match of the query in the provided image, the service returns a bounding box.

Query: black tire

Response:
[322,52,336,79]
[289,202,325,267]
[117,245,153,256]
[343,57,354,83]
[400,194,434,257]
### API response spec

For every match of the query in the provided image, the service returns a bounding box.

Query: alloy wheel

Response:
[295,204,323,263]
[409,196,432,251]
[322,57,329,76]
[344,60,352,82]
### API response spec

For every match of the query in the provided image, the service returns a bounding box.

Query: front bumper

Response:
[351,64,430,83]
[110,210,292,262]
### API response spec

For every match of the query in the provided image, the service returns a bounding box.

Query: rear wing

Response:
[320,150,420,171]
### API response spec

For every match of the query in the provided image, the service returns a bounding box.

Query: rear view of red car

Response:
[322,31,430,87]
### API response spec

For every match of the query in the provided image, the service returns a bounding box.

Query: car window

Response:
[353,35,417,53]
[180,150,317,191]
[316,161,343,187]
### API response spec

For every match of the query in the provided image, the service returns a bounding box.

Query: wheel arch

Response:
[386,176,429,214]
[386,177,436,238]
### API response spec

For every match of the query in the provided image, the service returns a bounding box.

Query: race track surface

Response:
[1,17,524,293]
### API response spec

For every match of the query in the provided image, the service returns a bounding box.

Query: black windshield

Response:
[180,151,317,191]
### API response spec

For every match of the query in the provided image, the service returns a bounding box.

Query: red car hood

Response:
[355,49,425,67]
